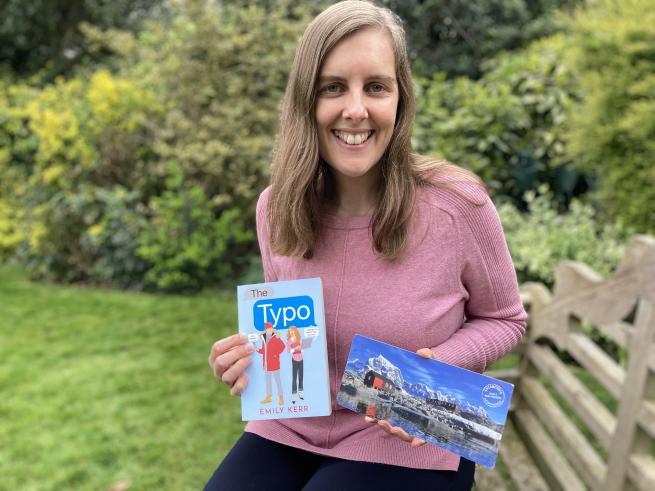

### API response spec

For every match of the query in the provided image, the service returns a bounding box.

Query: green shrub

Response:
[139,0,308,216]
[563,0,655,233]
[0,198,22,260]
[0,0,164,79]
[0,1,311,292]
[498,185,630,286]
[381,0,580,79]
[6,72,159,284]
[137,179,252,292]
[415,34,586,208]
[0,82,38,207]
[0,82,36,259]
[81,187,149,289]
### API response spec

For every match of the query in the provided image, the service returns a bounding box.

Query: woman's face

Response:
[315,28,399,186]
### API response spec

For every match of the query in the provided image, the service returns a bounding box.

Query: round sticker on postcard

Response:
[481,383,506,408]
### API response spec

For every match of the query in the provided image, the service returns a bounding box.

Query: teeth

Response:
[335,130,372,145]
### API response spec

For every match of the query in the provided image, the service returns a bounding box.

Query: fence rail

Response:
[478,235,655,491]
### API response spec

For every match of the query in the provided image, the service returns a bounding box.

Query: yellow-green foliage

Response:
[0,83,37,257]
[564,0,655,232]
[19,79,95,264]
[141,1,310,212]
[26,78,96,176]
[87,69,158,133]
[0,69,159,279]
[126,1,312,290]
[0,1,312,291]
[0,199,22,259]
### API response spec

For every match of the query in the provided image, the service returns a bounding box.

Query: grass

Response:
[0,264,244,491]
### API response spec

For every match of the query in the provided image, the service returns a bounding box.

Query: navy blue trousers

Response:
[204,432,475,490]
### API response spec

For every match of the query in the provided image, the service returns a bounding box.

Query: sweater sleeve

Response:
[256,187,278,283]
[429,191,526,372]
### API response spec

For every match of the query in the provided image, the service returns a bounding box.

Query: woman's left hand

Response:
[364,347,434,448]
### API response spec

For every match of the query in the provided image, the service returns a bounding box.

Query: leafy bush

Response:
[137,179,252,292]
[0,199,22,261]
[0,1,310,291]
[382,0,581,78]
[498,186,630,286]
[415,34,587,208]
[0,0,164,79]
[5,72,159,284]
[0,82,37,259]
[563,0,655,233]
[139,0,307,216]
[81,187,149,289]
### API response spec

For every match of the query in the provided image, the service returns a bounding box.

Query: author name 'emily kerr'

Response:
[259,405,311,416]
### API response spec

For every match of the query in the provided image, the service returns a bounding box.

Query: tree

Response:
[0,0,164,80]
[564,0,655,232]
[381,0,580,78]
[415,34,585,207]
[0,0,314,291]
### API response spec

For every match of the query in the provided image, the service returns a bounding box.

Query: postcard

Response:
[237,277,331,421]
[336,335,513,468]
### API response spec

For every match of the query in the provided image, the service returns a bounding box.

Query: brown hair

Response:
[268,0,483,260]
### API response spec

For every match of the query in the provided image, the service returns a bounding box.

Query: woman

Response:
[207,1,526,489]
[286,326,305,404]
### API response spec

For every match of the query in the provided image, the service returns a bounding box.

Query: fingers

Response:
[416,348,433,359]
[208,334,254,397]
[211,342,254,380]
[229,372,249,397]
[365,417,425,446]
[220,353,253,386]
[208,333,248,366]
[376,419,411,441]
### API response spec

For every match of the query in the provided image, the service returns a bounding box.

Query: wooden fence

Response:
[477,235,655,491]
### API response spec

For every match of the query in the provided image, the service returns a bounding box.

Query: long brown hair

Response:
[268,0,483,260]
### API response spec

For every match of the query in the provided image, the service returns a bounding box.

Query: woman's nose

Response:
[343,91,368,121]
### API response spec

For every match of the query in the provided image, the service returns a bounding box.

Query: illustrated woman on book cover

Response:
[286,326,304,404]
[257,322,286,405]
[208,1,526,489]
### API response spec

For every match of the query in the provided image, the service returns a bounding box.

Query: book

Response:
[336,335,514,468]
[237,277,332,421]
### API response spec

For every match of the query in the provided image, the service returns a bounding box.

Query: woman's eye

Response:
[322,83,342,94]
[368,83,386,93]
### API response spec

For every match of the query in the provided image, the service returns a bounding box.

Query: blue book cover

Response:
[337,335,514,468]
[237,277,331,421]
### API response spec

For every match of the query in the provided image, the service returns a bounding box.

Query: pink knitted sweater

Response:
[245,181,526,471]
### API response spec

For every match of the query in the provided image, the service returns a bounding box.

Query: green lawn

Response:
[0,264,244,490]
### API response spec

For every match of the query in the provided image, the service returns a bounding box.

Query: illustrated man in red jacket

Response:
[257,322,286,405]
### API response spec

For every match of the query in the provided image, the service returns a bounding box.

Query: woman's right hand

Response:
[208,333,254,396]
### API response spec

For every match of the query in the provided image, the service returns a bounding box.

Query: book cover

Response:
[237,277,331,421]
[336,335,514,468]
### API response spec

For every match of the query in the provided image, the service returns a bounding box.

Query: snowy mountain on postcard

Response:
[337,335,514,468]
[237,277,331,421]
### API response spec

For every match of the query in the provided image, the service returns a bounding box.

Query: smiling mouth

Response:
[332,130,373,145]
